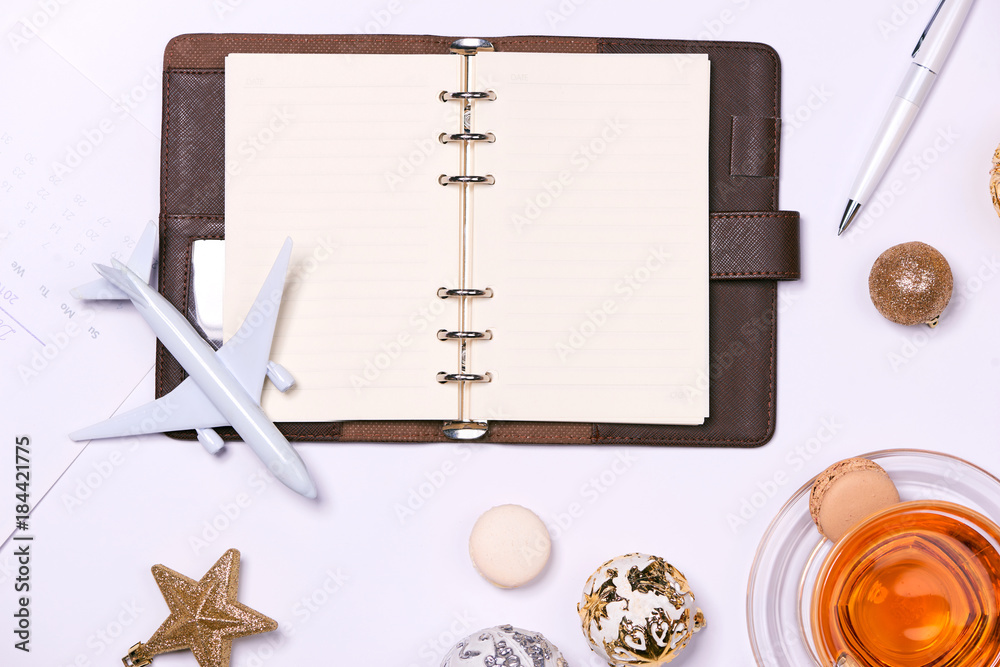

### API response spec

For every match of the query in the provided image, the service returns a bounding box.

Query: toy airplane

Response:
[70,236,317,499]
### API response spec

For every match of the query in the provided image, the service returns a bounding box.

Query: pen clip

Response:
[912,0,947,58]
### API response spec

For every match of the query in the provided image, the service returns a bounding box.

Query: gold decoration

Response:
[579,567,626,633]
[991,144,1000,218]
[579,553,705,667]
[868,241,953,327]
[122,549,277,667]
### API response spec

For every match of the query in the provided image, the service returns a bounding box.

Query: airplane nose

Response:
[300,479,318,500]
[290,471,318,499]
[272,455,318,499]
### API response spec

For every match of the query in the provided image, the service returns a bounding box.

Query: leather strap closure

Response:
[710,211,800,280]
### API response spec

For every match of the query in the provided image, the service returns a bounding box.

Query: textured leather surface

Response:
[156,33,800,447]
[730,115,779,178]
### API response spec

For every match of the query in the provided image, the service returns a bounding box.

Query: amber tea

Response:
[811,500,1000,667]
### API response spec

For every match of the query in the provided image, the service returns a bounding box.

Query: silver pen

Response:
[838,0,975,236]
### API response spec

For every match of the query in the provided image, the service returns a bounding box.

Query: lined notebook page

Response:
[472,52,711,424]
[224,54,457,421]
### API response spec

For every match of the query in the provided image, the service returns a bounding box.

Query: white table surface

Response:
[2,1,999,666]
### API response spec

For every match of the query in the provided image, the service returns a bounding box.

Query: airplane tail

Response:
[71,221,158,300]
[90,261,148,305]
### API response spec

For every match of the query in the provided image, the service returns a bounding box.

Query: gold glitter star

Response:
[123,549,277,667]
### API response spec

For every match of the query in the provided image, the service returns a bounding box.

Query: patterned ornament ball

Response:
[868,241,953,327]
[578,553,705,666]
[441,624,569,667]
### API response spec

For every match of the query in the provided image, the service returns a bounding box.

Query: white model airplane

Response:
[70,234,317,499]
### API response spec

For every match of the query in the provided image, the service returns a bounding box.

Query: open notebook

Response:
[223,48,710,428]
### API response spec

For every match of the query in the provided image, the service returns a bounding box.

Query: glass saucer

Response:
[746,449,1000,667]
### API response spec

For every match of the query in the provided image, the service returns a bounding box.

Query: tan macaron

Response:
[809,458,900,542]
[469,504,551,588]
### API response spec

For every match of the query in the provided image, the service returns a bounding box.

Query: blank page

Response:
[224,54,458,421]
[472,52,710,424]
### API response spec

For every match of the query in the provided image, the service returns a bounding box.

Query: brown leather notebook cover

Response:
[156,34,800,447]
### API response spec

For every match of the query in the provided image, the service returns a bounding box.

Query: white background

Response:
[2,1,999,666]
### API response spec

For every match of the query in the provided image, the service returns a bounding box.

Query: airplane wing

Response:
[68,376,228,440]
[214,237,293,399]
[71,221,157,300]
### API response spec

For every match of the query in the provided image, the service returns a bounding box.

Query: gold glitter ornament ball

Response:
[868,241,953,327]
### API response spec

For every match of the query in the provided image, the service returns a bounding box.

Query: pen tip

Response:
[839,200,861,236]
